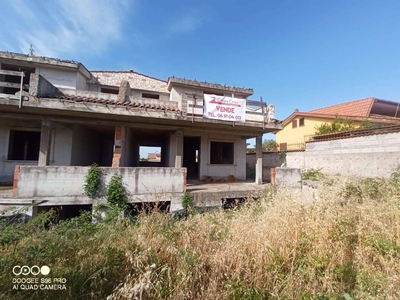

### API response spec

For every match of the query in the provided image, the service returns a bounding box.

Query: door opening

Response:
[183,137,200,180]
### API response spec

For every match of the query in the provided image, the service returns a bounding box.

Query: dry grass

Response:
[0,176,400,299]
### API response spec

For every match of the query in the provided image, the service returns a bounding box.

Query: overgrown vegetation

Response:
[262,139,279,152]
[84,168,129,222]
[302,168,325,180]
[246,139,279,153]
[314,117,376,135]
[279,151,287,165]
[315,117,355,134]
[182,192,193,210]
[83,163,102,198]
[106,174,128,211]
[1,175,400,299]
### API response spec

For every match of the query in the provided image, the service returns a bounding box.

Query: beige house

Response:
[276,98,400,151]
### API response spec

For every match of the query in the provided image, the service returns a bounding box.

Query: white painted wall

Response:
[131,89,141,98]
[201,133,246,180]
[37,67,77,89]
[51,124,73,166]
[0,119,40,184]
[87,83,100,92]
[16,166,185,208]
[76,72,88,90]
[0,120,76,184]
[170,86,203,102]
[179,131,246,180]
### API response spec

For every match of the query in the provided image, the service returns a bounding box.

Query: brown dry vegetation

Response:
[0,175,400,300]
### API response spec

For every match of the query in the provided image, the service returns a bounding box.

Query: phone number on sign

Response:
[216,113,241,120]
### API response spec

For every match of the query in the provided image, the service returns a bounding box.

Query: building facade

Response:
[0,51,281,215]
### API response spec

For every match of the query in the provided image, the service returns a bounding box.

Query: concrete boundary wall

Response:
[275,167,301,188]
[246,152,283,181]
[15,166,186,209]
[286,131,400,178]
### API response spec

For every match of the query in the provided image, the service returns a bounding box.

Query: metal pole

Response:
[263,105,265,129]
[232,93,235,127]
[192,94,195,123]
[19,71,24,108]
[395,102,399,118]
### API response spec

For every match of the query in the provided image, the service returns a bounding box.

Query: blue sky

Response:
[1,0,400,144]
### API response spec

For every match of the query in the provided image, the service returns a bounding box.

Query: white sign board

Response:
[203,95,246,122]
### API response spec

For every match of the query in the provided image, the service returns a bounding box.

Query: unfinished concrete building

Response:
[0,51,282,219]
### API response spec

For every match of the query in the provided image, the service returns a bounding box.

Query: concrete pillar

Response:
[180,94,188,117]
[12,165,20,197]
[255,135,263,184]
[112,125,126,167]
[175,130,183,168]
[38,119,52,166]
[30,204,39,220]
[118,80,131,103]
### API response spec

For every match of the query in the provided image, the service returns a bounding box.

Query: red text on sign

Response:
[216,106,235,113]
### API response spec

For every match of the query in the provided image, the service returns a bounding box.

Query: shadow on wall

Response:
[246,163,255,180]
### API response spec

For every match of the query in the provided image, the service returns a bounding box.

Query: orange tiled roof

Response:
[308,97,374,117]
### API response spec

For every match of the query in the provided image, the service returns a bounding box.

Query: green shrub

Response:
[83,163,102,198]
[390,165,400,180]
[279,151,287,164]
[302,168,324,180]
[360,178,384,199]
[106,174,127,210]
[365,235,400,257]
[262,139,279,152]
[341,182,363,201]
[182,193,193,210]
[315,117,355,135]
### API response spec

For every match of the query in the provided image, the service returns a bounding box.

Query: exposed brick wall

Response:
[12,165,20,197]
[112,126,123,167]
[112,152,121,168]
[115,126,122,140]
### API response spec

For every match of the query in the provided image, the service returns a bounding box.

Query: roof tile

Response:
[57,94,180,112]
[308,97,374,117]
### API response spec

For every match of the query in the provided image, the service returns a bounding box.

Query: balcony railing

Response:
[185,93,275,127]
[0,70,27,107]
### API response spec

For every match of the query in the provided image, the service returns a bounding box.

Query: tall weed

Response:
[0,176,399,299]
